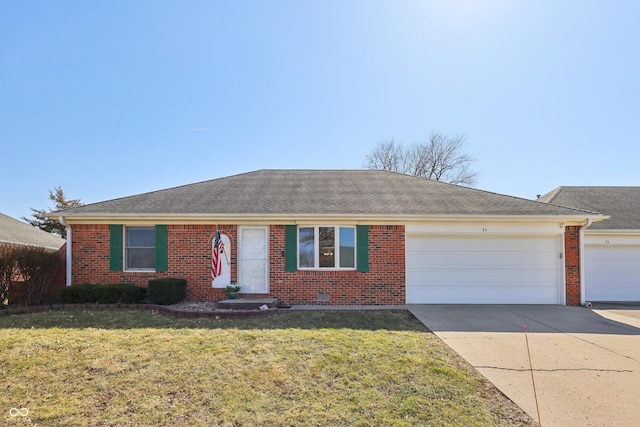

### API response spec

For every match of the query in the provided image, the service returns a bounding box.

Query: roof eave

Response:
[54,212,607,226]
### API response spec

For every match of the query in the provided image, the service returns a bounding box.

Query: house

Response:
[52,170,605,305]
[0,212,65,251]
[538,187,640,303]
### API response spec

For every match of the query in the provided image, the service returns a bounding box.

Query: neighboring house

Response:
[52,170,604,306]
[1,212,67,303]
[0,212,65,251]
[539,187,640,302]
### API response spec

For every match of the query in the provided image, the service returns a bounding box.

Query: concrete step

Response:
[217,298,278,310]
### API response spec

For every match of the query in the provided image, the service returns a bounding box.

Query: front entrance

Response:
[238,226,269,293]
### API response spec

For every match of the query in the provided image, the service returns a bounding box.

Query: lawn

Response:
[0,309,533,426]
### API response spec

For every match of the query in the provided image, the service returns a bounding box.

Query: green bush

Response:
[147,278,187,305]
[1,246,64,306]
[59,283,144,304]
[58,284,98,304]
[117,283,145,304]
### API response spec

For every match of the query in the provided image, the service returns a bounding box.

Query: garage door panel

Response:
[407,284,558,304]
[586,245,640,301]
[406,235,560,304]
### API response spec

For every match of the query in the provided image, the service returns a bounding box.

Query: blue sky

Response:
[2,1,638,221]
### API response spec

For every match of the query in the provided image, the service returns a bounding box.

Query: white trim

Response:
[406,222,567,236]
[558,234,566,305]
[54,213,607,226]
[59,216,72,287]
[579,219,593,306]
[584,234,640,246]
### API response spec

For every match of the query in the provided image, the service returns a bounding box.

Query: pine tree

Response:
[22,186,82,238]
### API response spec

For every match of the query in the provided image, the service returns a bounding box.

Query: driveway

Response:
[408,305,640,427]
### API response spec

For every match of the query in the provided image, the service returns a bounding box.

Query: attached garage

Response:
[406,234,564,304]
[585,238,640,302]
[538,186,640,304]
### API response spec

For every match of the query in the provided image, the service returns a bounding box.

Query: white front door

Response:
[238,226,269,293]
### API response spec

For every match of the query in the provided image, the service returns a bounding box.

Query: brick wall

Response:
[70,224,406,305]
[564,226,581,305]
[268,225,405,305]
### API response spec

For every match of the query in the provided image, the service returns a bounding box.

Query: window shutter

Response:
[109,224,123,271]
[285,225,297,272]
[155,225,168,272]
[356,225,369,273]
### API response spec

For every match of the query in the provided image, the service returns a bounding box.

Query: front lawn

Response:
[0,309,532,426]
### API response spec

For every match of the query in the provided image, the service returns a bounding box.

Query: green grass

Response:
[0,309,532,426]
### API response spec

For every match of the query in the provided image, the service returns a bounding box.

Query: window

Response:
[125,226,155,270]
[298,226,356,269]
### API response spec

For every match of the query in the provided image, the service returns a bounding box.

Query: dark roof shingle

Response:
[538,186,640,230]
[57,170,598,219]
[0,213,65,249]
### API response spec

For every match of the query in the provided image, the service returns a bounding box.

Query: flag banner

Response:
[211,232,231,288]
[212,230,224,279]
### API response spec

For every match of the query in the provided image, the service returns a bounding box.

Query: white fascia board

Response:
[56,213,604,226]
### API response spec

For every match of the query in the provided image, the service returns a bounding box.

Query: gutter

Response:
[58,216,72,287]
[579,218,593,306]
[52,213,607,226]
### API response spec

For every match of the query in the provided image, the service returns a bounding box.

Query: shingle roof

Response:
[538,186,640,230]
[55,170,599,221]
[0,213,65,250]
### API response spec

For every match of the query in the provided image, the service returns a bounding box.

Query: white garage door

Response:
[585,245,640,301]
[406,235,561,304]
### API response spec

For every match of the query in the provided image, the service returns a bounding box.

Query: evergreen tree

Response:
[22,186,82,239]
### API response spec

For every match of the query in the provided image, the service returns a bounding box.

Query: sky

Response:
[1,0,639,221]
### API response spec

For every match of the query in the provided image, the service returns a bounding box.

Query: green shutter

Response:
[109,224,123,271]
[285,225,297,272]
[155,225,168,272]
[356,225,369,273]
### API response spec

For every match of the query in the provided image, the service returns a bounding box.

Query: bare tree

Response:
[363,139,404,172]
[364,132,477,186]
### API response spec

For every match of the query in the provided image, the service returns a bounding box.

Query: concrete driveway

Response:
[408,305,640,427]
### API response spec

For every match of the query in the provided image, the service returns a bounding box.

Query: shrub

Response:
[0,246,64,306]
[117,283,145,304]
[0,247,14,306]
[93,285,117,304]
[59,283,144,304]
[59,284,98,304]
[147,278,186,305]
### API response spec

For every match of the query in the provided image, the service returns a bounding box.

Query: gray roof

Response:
[538,186,640,230]
[55,170,599,221]
[0,213,65,250]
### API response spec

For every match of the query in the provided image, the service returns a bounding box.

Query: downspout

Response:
[579,218,593,307]
[59,216,72,287]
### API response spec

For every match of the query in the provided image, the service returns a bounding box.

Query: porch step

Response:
[217,298,278,310]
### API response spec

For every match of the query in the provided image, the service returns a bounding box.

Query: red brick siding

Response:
[564,226,581,306]
[269,225,405,305]
[70,224,235,301]
[70,224,406,305]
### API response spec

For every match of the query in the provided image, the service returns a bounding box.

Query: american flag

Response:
[211,231,224,280]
